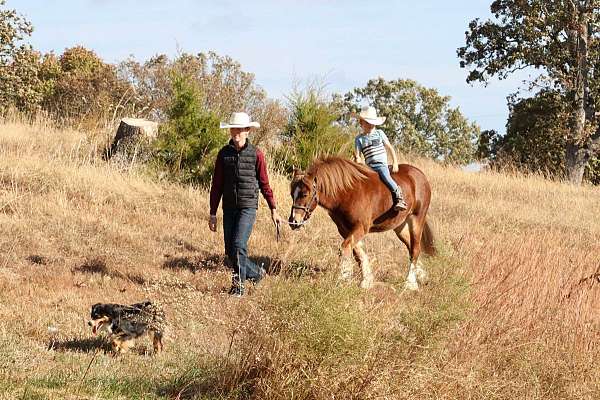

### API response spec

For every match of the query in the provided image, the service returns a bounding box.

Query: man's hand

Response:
[392,164,399,173]
[271,209,284,228]
[208,215,217,232]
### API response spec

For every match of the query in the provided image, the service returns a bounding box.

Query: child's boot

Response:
[393,188,407,211]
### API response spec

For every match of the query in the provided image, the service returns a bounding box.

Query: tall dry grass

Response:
[0,117,598,399]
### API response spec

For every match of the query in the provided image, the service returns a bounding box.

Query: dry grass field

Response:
[0,117,599,399]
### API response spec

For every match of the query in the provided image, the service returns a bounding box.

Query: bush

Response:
[169,280,386,399]
[274,87,352,172]
[585,155,600,185]
[41,46,133,128]
[119,52,288,149]
[163,260,470,400]
[0,1,39,113]
[154,71,227,184]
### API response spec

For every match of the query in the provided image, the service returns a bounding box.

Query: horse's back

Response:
[361,163,431,232]
[395,164,431,212]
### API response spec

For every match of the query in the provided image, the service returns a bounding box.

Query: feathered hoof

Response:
[415,268,428,283]
[360,276,374,289]
[339,269,353,281]
[404,280,419,291]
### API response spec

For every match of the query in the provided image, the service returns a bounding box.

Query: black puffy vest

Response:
[221,141,259,209]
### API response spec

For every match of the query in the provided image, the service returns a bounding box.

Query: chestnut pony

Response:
[289,157,435,290]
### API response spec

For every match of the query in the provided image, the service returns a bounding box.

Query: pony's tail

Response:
[422,220,437,256]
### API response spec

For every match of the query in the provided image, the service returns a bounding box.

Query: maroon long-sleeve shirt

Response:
[209,147,277,215]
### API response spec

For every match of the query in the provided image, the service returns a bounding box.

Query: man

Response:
[208,112,284,296]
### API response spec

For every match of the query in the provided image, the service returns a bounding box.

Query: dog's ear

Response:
[90,303,102,317]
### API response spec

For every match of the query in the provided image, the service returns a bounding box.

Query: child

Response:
[354,106,407,211]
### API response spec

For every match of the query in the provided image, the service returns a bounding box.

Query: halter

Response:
[290,178,319,227]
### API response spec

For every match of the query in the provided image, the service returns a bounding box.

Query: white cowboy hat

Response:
[220,112,260,129]
[358,106,386,126]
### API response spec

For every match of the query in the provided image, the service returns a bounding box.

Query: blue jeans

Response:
[370,163,400,197]
[222,208,261,287]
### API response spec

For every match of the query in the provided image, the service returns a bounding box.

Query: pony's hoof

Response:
[415,268,428,282]
[404,280,419,291]
[339,270,353,281]
[360,277,374,289]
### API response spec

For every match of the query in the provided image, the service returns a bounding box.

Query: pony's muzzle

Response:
[288,214,302,230]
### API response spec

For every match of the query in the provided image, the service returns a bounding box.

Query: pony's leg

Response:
[406,215,428,290]
[415,260,428,282]
[394,223,418,290]
[408,216,429,282]
[340,244,354,281]
[405,262,420,291]
[353,241,374,289]
[339,228,365,282]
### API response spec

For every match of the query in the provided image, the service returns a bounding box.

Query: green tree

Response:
[154,72,227,184]
[0,0,41,111]
[458,1,600,184]
[498,91,569,177]
[488,90,600,183]
[336,78,479,163]
[275,87,352,171]
[476,129,500,160]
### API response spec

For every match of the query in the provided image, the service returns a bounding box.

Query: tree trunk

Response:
[566,142,588,183]
[105,118,158,159]
[567,9,590,185]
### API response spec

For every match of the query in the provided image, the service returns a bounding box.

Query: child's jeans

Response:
[370,163,401,198]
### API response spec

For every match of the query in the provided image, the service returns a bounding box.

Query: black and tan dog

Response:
[88,301,166,354]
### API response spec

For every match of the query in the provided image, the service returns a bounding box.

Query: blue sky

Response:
[15,0,537,133]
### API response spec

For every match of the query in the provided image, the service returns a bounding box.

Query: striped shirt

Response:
[355,129,390,166]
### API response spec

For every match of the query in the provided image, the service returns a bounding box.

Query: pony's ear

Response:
[292,167,305,180]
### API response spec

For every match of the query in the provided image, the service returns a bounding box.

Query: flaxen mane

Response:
[306,157,373,198]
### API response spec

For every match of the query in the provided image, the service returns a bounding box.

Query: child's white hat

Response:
[358,106,386,126]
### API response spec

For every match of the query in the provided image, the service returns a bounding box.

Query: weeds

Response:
[0,120,599,399]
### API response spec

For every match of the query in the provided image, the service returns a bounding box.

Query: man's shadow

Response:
[162,253,225,274]
[71,257,147,285]
[253,256,322,278]
[162,252,321,280]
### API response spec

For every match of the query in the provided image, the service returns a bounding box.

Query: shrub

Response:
[119,52,288,148]
[585,155,600,185]
[41,46,133,129]
[154,71,227,184]
[275,87,352,172]
[0,1,40,113]
[164,261,470,400]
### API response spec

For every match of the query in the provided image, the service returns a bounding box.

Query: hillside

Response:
[0,120,599,400]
